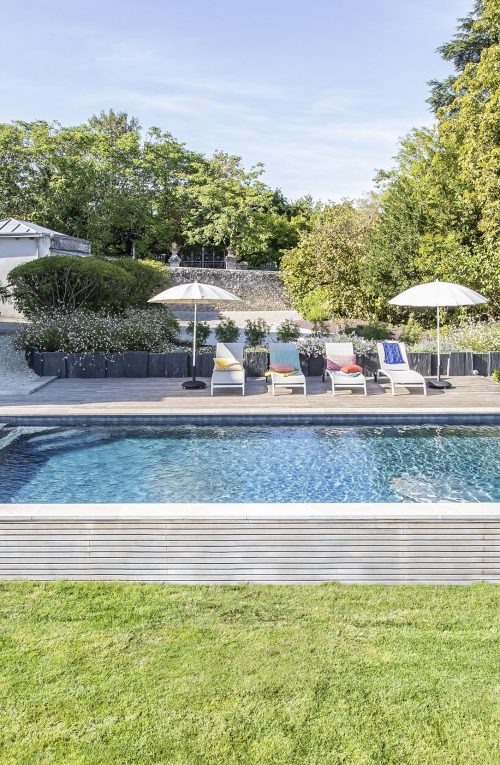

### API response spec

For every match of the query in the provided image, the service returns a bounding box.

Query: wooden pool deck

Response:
[0,375,499,419]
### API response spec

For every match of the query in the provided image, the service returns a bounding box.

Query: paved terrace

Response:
[0,375,499,418]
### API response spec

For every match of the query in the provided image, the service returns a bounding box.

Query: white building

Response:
[0,218,92,318]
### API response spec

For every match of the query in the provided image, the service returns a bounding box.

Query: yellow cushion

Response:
[214,358,243,371]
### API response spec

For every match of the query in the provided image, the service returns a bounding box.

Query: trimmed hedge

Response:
[8,256,170,316]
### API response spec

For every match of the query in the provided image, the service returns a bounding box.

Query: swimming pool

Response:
[0,424,499,503]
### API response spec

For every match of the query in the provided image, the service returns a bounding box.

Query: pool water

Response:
[0,425,498,504]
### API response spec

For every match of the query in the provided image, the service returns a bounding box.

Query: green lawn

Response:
[0,582,498,765]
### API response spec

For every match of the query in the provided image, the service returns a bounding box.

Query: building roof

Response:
[0,218,89,244]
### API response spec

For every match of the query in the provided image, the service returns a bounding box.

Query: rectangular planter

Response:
[124,351,148,378]
[244,350,269,378]
[188,353,215,378]
[357,352,380,378]
[31,351,43,376]
[407,352,432,376]
[472,353,489,377]
[448,351,473,376]
[66,353,106,379]
[165,352,189,378]
[42,352,66,378]
[431,352,450,377]
[488,352,500,376]
[105,353,126,377]
[299,354,324,376]
[147,353,166,377]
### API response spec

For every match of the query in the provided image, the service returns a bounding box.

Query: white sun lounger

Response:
[211,342,245,396]
[269,343,306,396]
[376,341,427,395]
[324,342,367,395]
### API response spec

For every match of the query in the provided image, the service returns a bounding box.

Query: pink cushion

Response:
[326,354,356,371]
[270,363,296,373]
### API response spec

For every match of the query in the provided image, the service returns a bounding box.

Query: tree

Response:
[281,201,377,319]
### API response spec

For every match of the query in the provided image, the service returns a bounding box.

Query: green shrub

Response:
[400,314,423,344]
[8,256,170,317]
[276,319,301,343]
[8,256,134,317]
[491,369,500,383]
[299,287,331,323]
[186,320,210,346]
[409,321,500,353]
[110,258,170,307]
[345,320,390,341]
[215,317,240,344]
[244,318,270,348]
[15,308,179,353]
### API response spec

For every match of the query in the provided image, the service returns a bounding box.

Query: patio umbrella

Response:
[148,281,242,389]
[389,280,488,389]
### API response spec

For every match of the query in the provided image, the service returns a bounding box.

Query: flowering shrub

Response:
[409,321,500,353]
[297,332,378,357]
[16,309,179,353]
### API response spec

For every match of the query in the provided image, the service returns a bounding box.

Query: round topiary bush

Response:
[111,258,170,307]
[215,317,240,344]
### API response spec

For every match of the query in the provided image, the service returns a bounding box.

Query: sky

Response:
[0,0,473,201]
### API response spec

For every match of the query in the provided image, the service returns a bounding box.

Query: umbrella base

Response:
[427,378,453,389]
[182,379,207,390]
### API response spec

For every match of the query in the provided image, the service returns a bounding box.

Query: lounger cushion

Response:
[340,364,363,374]
[214,358,243,371]
[270,363,296,373]
[326,354,355,371]
[383,342,405,364]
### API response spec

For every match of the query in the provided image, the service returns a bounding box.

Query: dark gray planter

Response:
[299,354,324,376]
[448,351,473,376]
[147,353,166,377]
[31,351,43,376]
[431,352,450,377]
[488,352,500,376]
[472,353,489,377]
[165,352,189,378]
[124,351,148,378]
[407,352,432,376]
[188,352,215,377]
[42,352,66,378]
[357,352,380,378]
[66,353,106,378]
[105,353,126,377]
[244,350,269,378]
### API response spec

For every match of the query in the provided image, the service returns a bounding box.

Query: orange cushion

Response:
[340,364,363,374]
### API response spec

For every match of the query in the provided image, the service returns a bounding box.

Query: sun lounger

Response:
[211,343,245,396]
[376,341,427,395]
[324,342,367,395]
[269,343,306,395]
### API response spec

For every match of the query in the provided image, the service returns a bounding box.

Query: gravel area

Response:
[0,335,41,395]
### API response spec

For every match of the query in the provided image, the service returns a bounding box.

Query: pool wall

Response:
[1,503,498,584]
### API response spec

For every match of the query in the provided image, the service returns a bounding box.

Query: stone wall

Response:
[168,267,291,311]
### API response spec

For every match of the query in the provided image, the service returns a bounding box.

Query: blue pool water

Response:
[0,425,498,504]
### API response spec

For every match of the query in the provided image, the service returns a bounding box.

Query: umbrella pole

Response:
[436,305,441,382]
[182,301,206,389]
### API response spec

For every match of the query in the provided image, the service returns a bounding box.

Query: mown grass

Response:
[0,582,498,764]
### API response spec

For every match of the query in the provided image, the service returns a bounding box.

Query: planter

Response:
[472,353,489,377]
[106,353,126,377]
[30,351,43,376]
[164,352,189,378]
[407,352,432,376]
[488,352,500,376]
[448,351,473,376]
[299,354,324,376]
[188,352,215,378]
[66,352,106,378]
[42,352,66,378]
[124,351,148,378]
[244,350,269,378]
[357,352,380,378]
[147,353,166,378]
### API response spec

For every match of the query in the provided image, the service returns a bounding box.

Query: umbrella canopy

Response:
[149,281,241,389]
[389,280,488,387]
[388,280,488,308]
[148,282,242,305]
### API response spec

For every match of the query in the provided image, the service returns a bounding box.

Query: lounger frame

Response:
[210,343,245,396]
[376,342,427,396]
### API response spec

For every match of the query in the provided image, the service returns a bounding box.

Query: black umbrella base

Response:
[427,378,453,389]
[182,379,207,390]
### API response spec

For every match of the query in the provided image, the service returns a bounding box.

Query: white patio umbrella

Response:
[148,281,241,389]
[389,280,488,388]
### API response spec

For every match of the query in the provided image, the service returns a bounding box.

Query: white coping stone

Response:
[1,502,499,521]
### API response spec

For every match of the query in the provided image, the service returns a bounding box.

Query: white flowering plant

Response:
[16,309,180,353]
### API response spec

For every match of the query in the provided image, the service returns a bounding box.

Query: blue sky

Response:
[0,0,472,201]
